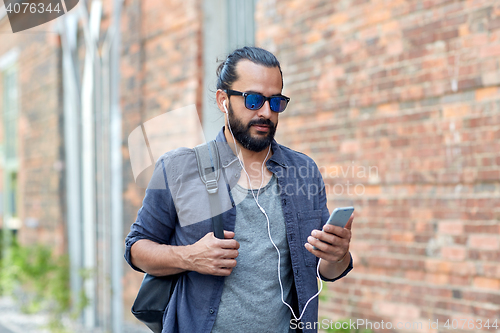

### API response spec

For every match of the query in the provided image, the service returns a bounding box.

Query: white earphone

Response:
[224,98,323,322]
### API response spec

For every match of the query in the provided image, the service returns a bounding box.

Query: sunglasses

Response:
[225,89,290,113]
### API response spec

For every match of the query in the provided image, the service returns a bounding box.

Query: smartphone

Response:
[312,206,354,250]
[325,206,354,228]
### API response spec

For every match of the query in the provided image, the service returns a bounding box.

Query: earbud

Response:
[223,100,228,113]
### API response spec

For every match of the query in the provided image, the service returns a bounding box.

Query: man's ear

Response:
[216,89,228,114]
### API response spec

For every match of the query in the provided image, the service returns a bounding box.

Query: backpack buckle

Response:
[205,179,218,194]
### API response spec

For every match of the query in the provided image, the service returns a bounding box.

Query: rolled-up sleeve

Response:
[124,156,178,272]
[319,256,353,282]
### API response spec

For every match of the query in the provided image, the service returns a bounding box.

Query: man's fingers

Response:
[322,225,351,240]
[304,243,337,262]
[212,259,237,276]
[307,229,350,256]
[219,238,240,250]
[304,240,347,262]
[322,224,344,235]
[215,267,234,276]
[223,230,235,238]
[311,229,339,246]
[218,258,237,268]
[344,213,354,230]
[307,236,331,252]
[220,249,239,259]
[307,233,343,251]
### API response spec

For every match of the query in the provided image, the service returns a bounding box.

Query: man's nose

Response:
[257,100,273,118]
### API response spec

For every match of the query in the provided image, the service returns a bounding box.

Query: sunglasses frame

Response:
[224,89,290,113]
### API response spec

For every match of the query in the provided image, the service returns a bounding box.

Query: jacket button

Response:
[283,199,286,205]
[209,308,215,314]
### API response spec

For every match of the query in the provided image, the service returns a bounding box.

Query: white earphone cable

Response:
[224,102,322,321]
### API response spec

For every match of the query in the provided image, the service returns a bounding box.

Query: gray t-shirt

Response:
[211,174,294,333]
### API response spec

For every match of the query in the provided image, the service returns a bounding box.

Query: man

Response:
[125,46,353,333]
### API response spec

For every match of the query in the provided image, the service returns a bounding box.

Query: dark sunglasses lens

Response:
[245,94,265,110]
[270,97,288,113]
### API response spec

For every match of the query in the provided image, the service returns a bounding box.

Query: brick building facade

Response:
[0,13,65,252]
[1,0,499,331]
[256,0,500,328]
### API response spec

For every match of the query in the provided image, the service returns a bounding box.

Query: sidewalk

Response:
[0,296,150,333]
[0,297,50,333]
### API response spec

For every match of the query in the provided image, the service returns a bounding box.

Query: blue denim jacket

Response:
[125,127,353,333]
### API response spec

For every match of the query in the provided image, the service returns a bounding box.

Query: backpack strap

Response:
[194,140,220,193]
[194,141,224,239]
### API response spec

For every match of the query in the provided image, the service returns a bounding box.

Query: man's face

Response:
[225,60,282,152]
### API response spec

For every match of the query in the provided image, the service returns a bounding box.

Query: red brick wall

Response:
[257,0,500,330]
[0,19,65,254]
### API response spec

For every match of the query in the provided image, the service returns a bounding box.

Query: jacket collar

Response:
[215,126,287,168]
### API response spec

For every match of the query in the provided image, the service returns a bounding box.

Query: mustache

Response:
[248,118,275,128]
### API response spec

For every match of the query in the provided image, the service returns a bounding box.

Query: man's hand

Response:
[304,213,353,263]
[184,230,240,276]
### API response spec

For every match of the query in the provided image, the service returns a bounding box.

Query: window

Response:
[2,64,19,227]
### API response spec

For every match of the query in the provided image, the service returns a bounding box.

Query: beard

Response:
[227,102,277,152]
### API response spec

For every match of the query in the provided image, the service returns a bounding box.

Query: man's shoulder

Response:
[154,147,198,178]
[276,143,319,169]
[157,147,195,164]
